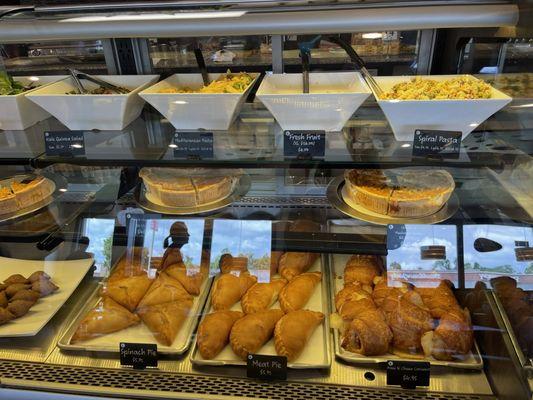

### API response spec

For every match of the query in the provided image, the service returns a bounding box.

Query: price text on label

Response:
[386,360,430,389]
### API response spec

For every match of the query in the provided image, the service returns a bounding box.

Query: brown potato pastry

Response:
[0,308,14,324]
[4,274,29,285]
[32,279,59,297]
[10,289,40,304]
[7,300,34,318]
[0,291,7,308]
[28,271,51,284]
[5,283,31,298]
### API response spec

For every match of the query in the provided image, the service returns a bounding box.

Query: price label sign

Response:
[386,224,407,251]
[283,130,325,158]
[412,129,461,160]
[173,131,213,159]
[386,360,430,389]
[246,354,287,381]
[44,131,85,156]
[120,342,158,369]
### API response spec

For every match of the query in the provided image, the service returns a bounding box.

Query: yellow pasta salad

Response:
[159,72,254,94]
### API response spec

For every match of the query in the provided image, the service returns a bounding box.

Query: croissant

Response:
[71,297,140,343]
[343,255,382,287]
[421,307,473,361]
[372,276,411,307]
[219,254,248,274]
[137,299,192,346]
[241,279,287,314]
[197,311,243,359]
[211,272,257,311]
[137,273,192,309]
[230,309,284,360]
[342,306,392,356]
[335,283,374,321]
[416,280,460,318]
[103,274,153,312]
[274,310,324,361]
[278,252,319,281]
[279,271,321,313]
[164,261,205,296]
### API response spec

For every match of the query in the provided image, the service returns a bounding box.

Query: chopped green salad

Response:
[0,72,30,96]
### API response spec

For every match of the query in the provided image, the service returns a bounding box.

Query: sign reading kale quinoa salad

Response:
[44,131,86,156]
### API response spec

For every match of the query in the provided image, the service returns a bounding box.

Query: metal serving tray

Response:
[326,220,483,370]
[135,174,251,216]
[326,176,459,225]
[190,256,332,369]
[58,276,213,355]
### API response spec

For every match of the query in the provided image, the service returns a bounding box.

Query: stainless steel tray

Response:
[326,176,459,225]
[58,276,213,355]
[326,231,484,370]
[135,174,251,216]
[0,174,61,225]
[491,290,533,372]
[190,257,332,369]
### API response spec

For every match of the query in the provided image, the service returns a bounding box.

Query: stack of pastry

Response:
[0,271,59,324]
[490,277,532,358]
[197,252,324,363]
[334,255,474,361]
[72,247,206,346]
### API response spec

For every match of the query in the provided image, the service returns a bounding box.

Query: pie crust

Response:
[0,176,55,215]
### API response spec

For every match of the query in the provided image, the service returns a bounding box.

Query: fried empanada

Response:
[5,283,31,298]
[137,300,192,346]
[31,279,59,297]
[274,310,324,361]
[4,274,29,285]
[164,262,205,296]
[137,273,192,309]
[10,289,40,304]
[279,272,321,313]
[104,274,153,312]
[0,308,14,324]
[28,271,50,283]
[0,291,7,308]
[71,297,140,343]
[278,252,319,281]
[7,300,34,318]
[197,310,243,359]
[241,278,287,314]
[211,272,257,311]
[230,309,284,360]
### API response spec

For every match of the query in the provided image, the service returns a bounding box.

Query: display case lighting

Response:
[59,11,246,23]
[362,33,383,39]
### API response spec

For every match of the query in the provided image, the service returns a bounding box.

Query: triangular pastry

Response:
[159,247,183,271]
[274,310,324,361]
[164,261,205,296]
[71,297,140,343]
[103,274,153,312]
[197,310,243,359]
[137,300,192,346]
[137,273,192,309]
[279,272,321,313]
[241,278,287,314]
[278,252,319,281]
[211,272,257,311]
[109,247,148,283]
[229,309,284,360]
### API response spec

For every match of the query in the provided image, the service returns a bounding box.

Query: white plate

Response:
[0,256,94,337]
[191,258,331,369]
[256,72,371,132]
[58,276,212,355]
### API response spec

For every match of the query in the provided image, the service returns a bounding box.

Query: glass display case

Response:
[0,1,531,399]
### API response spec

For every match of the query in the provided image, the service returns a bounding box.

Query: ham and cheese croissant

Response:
[278,252,319,281]
[335,283,374,321]
[342,305,392,356]
[416,280,460,318]
[274,310,324,361]
[343,255,382,287]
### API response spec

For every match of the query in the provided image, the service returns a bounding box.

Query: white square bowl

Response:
[0,76,67,130]
[26,75,159,130]
[139,73,259,130]
[372,74,512,141]
[256,72,371,132]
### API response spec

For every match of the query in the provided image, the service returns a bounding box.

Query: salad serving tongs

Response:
[69,69,129,94]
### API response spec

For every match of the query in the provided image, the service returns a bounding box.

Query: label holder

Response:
[173,131,214,160]
[386,360,430,389]
[412,129,461,160]
[120,342,158,370]
[283,130,325,158]
[44,131,86,157]
[246,354,287,381]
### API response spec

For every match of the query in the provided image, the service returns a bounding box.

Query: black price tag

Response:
[246,354,287,380]
[386,224,406,250]
[44,131,85,156]
[412,129,461,160]
[283,130,325,158]
[120,342,157,369]
[173,131,213,159]
[386,360,430,389]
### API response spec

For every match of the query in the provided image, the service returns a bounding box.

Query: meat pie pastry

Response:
[219,254,248,274]
[274,310,324,361]
[230,309,284,360]
[211,272,257,311]
[138,300,192,346]
[278,252,319,281]
[241,279,287,314]
[71,297,140,343]
[336,289,375,322]
[137,273,192,309]
[104,274,153,312]
[416,280,460,318]
[279,271,321,313]
[342,306,392,356]
[197,310,243,359]
[164,262,205,296]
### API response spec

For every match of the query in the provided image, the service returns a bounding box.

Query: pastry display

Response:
[137,273,192,309]
[241,279,287,314]
[103,274,154,312]
[197,311,244,359]
[139,167,240,208]
[343,168,455,218]
[211,272,257,311]
[164,262,205,296]
[0,176,55,215]
[274,310,324,361]
[230,309,284,360]
[137,300,193,346]
[158,72,254,94]
[279,271,321,313]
